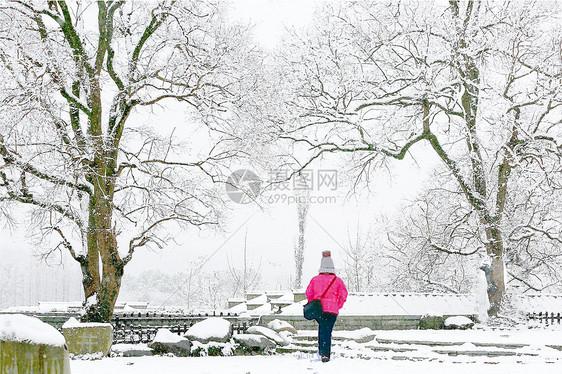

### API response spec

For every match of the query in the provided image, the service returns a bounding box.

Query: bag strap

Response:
[319,275,337,300]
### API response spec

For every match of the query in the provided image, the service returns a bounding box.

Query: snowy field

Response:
[70,354,559,374]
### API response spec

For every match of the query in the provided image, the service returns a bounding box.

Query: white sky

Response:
[0,0,440,305]
[229,0,321,49]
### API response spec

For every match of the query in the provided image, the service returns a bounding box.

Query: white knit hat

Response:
[318,250,335,274]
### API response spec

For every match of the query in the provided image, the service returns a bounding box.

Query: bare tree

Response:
[227,230,261,298]
[0,1,256,321]
[120,267,236,311]
[275,0,562,316]
[293,182,310,289]
[342,222,379,293]
[385,182,484,294]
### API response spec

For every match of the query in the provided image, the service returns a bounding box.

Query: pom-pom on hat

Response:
[319,250,335,274]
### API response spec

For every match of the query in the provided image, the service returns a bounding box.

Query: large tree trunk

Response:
[82,168,123,322]
[81,82,123,321]
[480,223,506,316]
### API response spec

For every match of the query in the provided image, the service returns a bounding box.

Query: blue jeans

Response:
[317,312,337,356]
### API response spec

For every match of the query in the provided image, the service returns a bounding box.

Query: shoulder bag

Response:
[303,275,337,321]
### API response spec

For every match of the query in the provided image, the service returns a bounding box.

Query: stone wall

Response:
[259,314,478,331]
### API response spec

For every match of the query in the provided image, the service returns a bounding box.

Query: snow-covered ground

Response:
[70,353,559,374]
[71,326,562,373]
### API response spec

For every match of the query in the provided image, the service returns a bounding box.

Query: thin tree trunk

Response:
[294,190,309,289]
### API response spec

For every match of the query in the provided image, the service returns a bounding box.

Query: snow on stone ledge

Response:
[280,300,306,315]
[250,303,272,315]
[62,317,112,329]
[0,314,66,347]
[228,302,247,314]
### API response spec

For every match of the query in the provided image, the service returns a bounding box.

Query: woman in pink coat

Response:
[305,250,348,362]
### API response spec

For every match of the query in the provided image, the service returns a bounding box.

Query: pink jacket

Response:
[305,274,348,315]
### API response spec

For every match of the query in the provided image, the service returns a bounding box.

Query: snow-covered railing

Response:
[112,321,252,344]
[527,312,562,325]
[114,310,240,323]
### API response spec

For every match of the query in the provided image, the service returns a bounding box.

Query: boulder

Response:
[234,334,276,351]
[0,314,71,374]
[149,329,191,357]
[445,316,475,330]
[246,326,289,346]
[185,318,232,344]
[62,317,112,357]
[266,319,297,334]
[111,343,154,357]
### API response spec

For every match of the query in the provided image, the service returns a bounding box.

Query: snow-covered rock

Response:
[0,314,66,347]
[267,319,298,334]
[234,334,276,351]
[149,329,191,357]
[185,318,232,344]
[445,316,475,330]
[111,343,154,357]
[1,314,71,373]
[246,326,288,346]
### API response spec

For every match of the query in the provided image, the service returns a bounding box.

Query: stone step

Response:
[366,345,417,353]
[289,340,317,347]
[376,338,528,350]
[280,338,554,362]
[472,342,528,350]
[364,343,535,358]
[281,334,562,363]
[432,349,538,358]
[375,338,460,347]
[292,335,347,342]
[276,345,317,354]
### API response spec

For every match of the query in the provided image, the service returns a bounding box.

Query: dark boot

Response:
[321,355,330,362]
